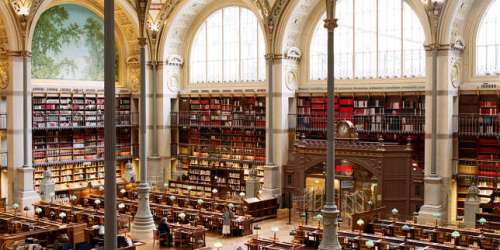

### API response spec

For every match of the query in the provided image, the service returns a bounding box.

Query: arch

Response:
[305,0,427,81]
[26,0,139,87]
[0,1,21,52]
[445,0,492,83]
[473,0,499,77]
[276,0,432,57]
[158,0,267,90]
[188,6,266,84]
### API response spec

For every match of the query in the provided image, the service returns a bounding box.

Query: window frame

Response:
[187,5,267,85]
[306,0,426,82]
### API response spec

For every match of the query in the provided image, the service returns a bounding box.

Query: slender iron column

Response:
[131,29,155,237]
[22,52,29,168]
[151,62,158,156]
[266,53,274,166]
[319,0,341,249]
[103,0,117,248]
[431,46,437,176]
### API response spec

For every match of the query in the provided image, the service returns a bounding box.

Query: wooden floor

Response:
[138,209,295,250]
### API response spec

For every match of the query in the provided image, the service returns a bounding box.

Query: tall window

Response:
[190,6,266,83]
[476,0,500,76]
[309,0,425,80]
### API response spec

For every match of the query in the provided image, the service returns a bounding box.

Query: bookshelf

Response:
[173,96,266,197]
[32,90,135,192]
[457,94,500,217]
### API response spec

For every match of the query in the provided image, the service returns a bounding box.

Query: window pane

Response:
[241,8,258,81]
[477,0,500,75]
[378,0,402,78]
[223,7,239,82]
[354,0,377,78]
[189,6,266,83]
[335,0,353,79]
[309,0,425,80]
[403,2,425,77]
[190,23,206,83]
[206,10,223,82]
[310,15,327,80]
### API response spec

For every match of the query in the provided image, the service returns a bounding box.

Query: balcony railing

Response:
[170,112,266,129]
[288,113,425,134]
[455,114,500,136]
[32,112,139,130]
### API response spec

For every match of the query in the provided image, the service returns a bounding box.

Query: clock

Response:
[336,120,357,139]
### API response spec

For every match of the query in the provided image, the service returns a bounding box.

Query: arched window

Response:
[190,6,266,83]
[309,0,425,81]
[476,0,500,76]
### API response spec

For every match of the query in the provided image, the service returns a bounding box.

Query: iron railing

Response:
[32,112,139,130]
[170,112,266,129]
[455,114,500,136]
[288,113,425,134]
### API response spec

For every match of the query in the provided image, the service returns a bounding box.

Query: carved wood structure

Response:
[283,123,423,218]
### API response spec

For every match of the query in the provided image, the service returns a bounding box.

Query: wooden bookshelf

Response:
[457,94,500,218]
[294,94,425,166]
[32,90,134,192]
[173,96,266,196]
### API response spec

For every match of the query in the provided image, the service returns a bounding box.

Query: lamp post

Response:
[318,0,341,249]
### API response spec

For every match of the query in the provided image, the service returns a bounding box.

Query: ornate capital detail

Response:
[7,50,31,57]
[323,18,338,31]
[285,47,301,61]
[165,55,183,66]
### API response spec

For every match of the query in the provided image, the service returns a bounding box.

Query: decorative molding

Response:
[285,46,301,60]
[166,54,183,66]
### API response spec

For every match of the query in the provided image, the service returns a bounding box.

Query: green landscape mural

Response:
[32,4,114,81]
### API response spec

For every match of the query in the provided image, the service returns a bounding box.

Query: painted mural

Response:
[32,4,107,81]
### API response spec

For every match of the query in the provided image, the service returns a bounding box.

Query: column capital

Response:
[7,50,31,58]
[138,37,147,47]
[323,18,338,31]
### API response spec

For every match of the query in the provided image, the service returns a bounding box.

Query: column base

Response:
[463,200,480,228]
[131,183,155,241]
[417,204,445,225]
[318,205,342,250]
[14,167,40,212]
[262,164,281,199]
[418,176,444,225]
[245,178,259,198]
[147,155,163,187]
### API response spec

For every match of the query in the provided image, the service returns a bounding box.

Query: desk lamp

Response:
[356,219,365,235]
[253,224,261,238]
[12,203,19,218]
[365,240,374,249]
[272,227,279,241]
[214,241,223,250]
[391,208,399,222]
[451,231,460,245]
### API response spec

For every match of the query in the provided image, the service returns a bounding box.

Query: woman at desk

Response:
[222,206,234,237]
[158,217,171,247]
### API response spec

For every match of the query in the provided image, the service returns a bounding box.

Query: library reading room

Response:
[0,0,499,249]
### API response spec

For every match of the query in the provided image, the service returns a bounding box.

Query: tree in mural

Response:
[32,6,80,79]
[83,17,104,81]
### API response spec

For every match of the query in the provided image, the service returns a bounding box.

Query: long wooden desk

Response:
[371,219,500,248]
[246,237,304,250]
[88,195,252,236]
[33,201,131,233]
[0,212,86,249]
[293,224,500,250]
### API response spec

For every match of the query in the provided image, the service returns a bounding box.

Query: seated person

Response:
[158,217,171,247]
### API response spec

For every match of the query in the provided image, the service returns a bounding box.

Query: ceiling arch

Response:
[276,0,433,55]
[158,0,266,62]
[26,0,139,57]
